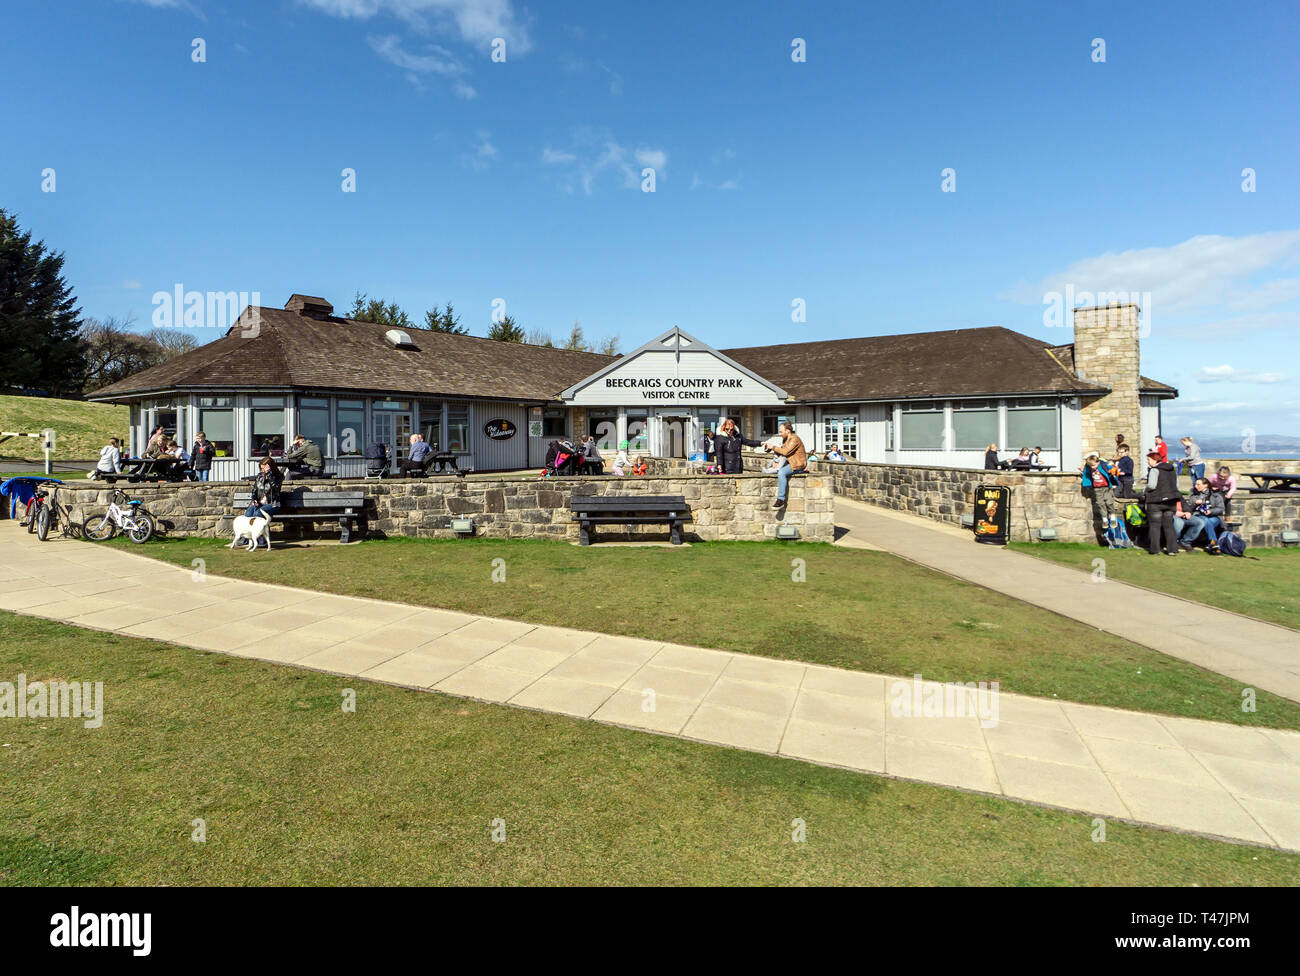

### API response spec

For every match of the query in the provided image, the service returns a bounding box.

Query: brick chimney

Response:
[1073,303,1141,454]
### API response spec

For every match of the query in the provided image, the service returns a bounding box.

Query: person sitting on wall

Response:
[714,417,762,474]
[1031,446,1044,467]
[984,443,999,470]
[399,433,434,477]
[1112,443,1135,498]
[1181,477,1227,553]
[826,444,847,461]
[769,421,808,510]
[1080,451,1131,548]
[93,437,123,479]
[1009,447,1033,469]
[1208,465,1236,516]
[282,433,324,479]
[631,455,648,476]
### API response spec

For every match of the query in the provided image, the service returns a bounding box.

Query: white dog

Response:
[230,514,272,552]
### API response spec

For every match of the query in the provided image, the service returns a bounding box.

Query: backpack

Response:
[1218,531,1247,557]
[1124,502,1146,527]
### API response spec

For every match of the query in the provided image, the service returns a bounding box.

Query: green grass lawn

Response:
[0,394,128,461]
[114,535,1300,730]
[1009,542,1300,632]
[3,611,1295,886]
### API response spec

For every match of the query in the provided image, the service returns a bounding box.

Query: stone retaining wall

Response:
[50,472,834,544]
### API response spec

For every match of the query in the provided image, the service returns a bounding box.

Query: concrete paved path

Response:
[834,498,1300,704]
[1,522,1298,853]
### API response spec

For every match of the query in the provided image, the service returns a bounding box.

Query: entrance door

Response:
[659,415,690,458]
[373,412,413,472]
[823,415,858,458]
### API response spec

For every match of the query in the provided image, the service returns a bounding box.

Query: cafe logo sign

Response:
[484,419,518,440]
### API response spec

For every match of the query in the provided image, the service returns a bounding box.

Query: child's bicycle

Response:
[82,488,155,544]
[31,484,78,541]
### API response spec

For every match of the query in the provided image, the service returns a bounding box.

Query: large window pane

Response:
[588,412,617,450]
[336,399,364,456]
[542,409,567,438]
[952,409,998,450]
[299,397,330,454]
[625,413,648,451]
[251,398,285,456]
[761,409,794,437]
[447,405,469,452]
[899,411,944,450]
[199,408,235,456]
[418,402,442,452]
[1006,407,1058,451]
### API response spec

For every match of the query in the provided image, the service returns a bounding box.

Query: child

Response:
[1113,443,1135,498]
[631,455,648,476]
[1080,452,1131,548]
[612,440,630,476]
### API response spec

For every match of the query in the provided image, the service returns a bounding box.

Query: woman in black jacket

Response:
[245,457,283,519]
[1141,450,1182,555]
[984,444,999,470]
[714,418,762,474]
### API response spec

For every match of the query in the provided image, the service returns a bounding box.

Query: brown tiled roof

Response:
[1046,343,1177,395]
[722,327,1116,402]
[87,307,615,402]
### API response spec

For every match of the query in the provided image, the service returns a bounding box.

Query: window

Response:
[298,397,330,455]
[542,409,568,438]
[1007,401,1058,451]
[823,416,858,458]
[373,399,410,411]
[198,396,234,457]
[336,399,365,456]
[625,412,648,451]
[588,411,617,450]
[418,401,443,452]
[886,406,895,451]
[899,402,944,450]
[447,404,469,452]
[250,396,286,456]
[762,409,794,437]
[951,400,998,450]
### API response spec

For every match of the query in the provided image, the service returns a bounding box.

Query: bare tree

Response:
[525,326,554,347]
[80,316,159,391]
[148,328,200,358]
[595,335,620,356]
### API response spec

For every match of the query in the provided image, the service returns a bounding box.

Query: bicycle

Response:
[33,485,78,542]
[82,488,155,544]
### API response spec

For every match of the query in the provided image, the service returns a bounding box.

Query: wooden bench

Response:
[233,489,367,543]
[569,494,689,546]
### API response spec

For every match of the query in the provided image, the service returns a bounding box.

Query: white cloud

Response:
[1000,229,1300,313]
[121,0,205,17]
[1198,365,1290,384]
[367,33,477,96]
[541,147,576,164]
[635,148,667,170]
[298,0,532,53]
[122,280,142,290]
[541,130,668,194]
[461,130,496,169]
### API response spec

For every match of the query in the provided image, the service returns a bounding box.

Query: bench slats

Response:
[569,494,690,546]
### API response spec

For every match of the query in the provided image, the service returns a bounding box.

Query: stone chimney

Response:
[1073,303,1141,453]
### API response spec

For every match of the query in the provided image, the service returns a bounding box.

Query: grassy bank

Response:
[112,535,1300,729]
[2,611,1294,886]
[0,394,128,461]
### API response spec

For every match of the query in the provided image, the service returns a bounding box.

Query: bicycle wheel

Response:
[127,511,154,544]
[82,513,118,542]
[35,504,52,541]
[24,501,37,532]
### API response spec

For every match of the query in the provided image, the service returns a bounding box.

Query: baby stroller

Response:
[542,439,579,478]
[365,441,390,479]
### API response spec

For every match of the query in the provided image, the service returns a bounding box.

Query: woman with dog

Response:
[245,457,283,520]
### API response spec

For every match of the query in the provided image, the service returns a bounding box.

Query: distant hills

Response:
[1198,434,1300,455]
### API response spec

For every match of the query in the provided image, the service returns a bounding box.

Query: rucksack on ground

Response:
[1124,502,1146,526]
[1218,531,1247,557]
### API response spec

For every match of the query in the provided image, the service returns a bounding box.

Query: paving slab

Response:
[2,521,1298,853]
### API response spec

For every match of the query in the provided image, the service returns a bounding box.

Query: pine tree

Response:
[347,290,413,328]
[425,302,468,335]
[562,321,587,351]
[0,209,86,394]
[487,314,524,343]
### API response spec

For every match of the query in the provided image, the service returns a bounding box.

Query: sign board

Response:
[483,419,517,440]
[528,421,544,438]
[973,485,1011,545]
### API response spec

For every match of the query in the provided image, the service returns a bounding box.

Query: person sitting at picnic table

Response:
[167,438,190,463]
[143,425,167,458]
[1111,443,1135,498]
[399,433,434,477]
[1181,477,1227,553]
[245,457,283,519]
[1080,451,1131,548]
[826,444,847,461]
[1142,448,1182,556]
[190,431,215,482]
[768,421,808,510]
[1180,436,1204,481]
[94,437,122,478]
[578,435,603,474]
[714,417,762,474]
[1030,446,1044,467]
[984,443,999,470]
[1009,447,1033,469]
[1208,465,1236,515]
[281,433,323,479]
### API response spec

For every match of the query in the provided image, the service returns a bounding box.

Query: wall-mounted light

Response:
[960,514,975,528]
[450,518,475,536]
[775,524,799,540]
[1036,527,1059,541]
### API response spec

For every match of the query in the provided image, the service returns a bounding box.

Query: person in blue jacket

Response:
[1080,451,1131,548]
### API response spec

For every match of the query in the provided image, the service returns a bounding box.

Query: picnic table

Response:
[114,455,191,482]
[1241,472,1300,493]
[998,461,1052,471]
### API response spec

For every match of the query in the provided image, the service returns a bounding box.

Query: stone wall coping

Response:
[810,459,1080,478]
[52,472,791,493]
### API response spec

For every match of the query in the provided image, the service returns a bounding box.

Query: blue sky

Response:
[3,0,1298,442]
